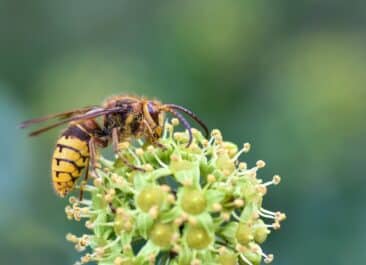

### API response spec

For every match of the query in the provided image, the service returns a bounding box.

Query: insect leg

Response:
[112,127,145,172]
[88,137,101,178]
[142,119,166,149]
[78,161,89,201]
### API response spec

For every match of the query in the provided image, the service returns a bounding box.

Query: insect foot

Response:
[65,120,286,265]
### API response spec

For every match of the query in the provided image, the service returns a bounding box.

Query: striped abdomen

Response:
[52,125,90,197]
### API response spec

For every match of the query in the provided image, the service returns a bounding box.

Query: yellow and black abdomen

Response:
[52,125,90,197]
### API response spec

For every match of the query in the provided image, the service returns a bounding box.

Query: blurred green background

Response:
[1,1,366,264]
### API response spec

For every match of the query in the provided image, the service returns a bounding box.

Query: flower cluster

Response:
[65,119,286,265]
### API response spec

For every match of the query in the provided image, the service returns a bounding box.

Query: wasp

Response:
[20,96,209,199]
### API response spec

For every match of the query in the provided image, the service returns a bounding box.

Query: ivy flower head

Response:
[65,119,286,265]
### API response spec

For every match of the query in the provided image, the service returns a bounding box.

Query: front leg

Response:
[78,137,99,201]
[88,137,101,177]
[112,127,145,172]
[142,119,166,150]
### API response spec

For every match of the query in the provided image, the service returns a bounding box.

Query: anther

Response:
[188,216,197,225]
[69,196,78,204]
[66,233,78,243]
[212,203,222,212]
[207,174,216,183]
[160,184,171,192]
[93,178,103,187]
[239,162,247,170]
[191,259,201,265]
[273,175,281,185]
[118,142,130,150]
[234,198,245,208]
[264,254,274,264]
[148,205,159,219]
[171,118,179,126]
[221,212,231,221]
[114,257,123,265]
[256,160,266,169]
[147,145,155,152]
[243,143,251,152]
[167,194,176,203]
[135,148,144,156]
[143,164,154,171]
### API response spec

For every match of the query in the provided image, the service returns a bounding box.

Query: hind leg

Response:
[78,162,89,201]
[78,138,101,200]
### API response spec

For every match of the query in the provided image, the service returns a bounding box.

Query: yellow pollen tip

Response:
[81,254,91,263]
[191,259,201,265]
[116,208,125,216]
[171,118,179,126]
[148,205,159,219]
[256,160,266,168]
[212,203,222,212]
[257,185,267,196]
[273,175,281,185]
[85,220,94,229]
[167,194,176,203]
[95,247,105,258]
[188,216,198,225]
[172,244,181,253]
[143,164,154,171]
[148,254,156,263]
[69,196,78,204]
[264,254,274,263]
[277,212,287,221]
[243,142,251,152]
[147,145,155,152]
[66,233,78,243]
[160,184,171,192]
[235,244,246,253]
[118,142,130,150]
[207,174,216,183]
[135,148,144,156]
[218,247,227,255]
[174,217,184,226]
[93,178,103,187]
[239,162,247,170]
[273,222,281,230]
[114,257,123,265]
[234,199,245,207]
[221,212,231,221]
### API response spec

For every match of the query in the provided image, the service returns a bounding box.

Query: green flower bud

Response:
[236,223,254,245]
[218,252,237,265]
[253,219,270,244]
[186,225,212,249]
[180,188,207,215]
[137,186,165,212]
[150,222,176,248]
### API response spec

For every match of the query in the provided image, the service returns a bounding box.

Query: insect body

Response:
[21,95,209,198]
[51,121,101,197]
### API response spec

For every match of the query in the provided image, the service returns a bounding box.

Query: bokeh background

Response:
[1,1,366,264]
